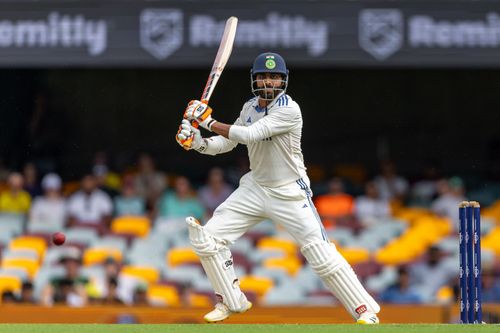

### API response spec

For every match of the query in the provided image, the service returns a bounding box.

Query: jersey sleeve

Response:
[198,117,242,155]
[228,103,301,144]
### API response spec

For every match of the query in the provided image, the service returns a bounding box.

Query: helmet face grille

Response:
[250,52,289,100]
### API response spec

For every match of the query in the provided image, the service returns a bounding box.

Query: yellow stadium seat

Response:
[257,237,297,256]
[9,236,47,261]
[187,292,213,307]
[338,248,370,265]
[121,265,160,284]
[110,216,150,238]
[436,286,453,303]
[167,247,199,267]
[1,258,39,278]
[0,276,22,296]
[239,275,274,298]
[83,247,122,266]
[147,284,180,306]
[263,256,302,276]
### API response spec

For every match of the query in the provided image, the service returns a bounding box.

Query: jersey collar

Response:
[255,91,286,113]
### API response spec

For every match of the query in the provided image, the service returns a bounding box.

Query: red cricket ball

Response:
[52,232,66,246]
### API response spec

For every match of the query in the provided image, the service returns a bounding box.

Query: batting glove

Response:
[176,119,206,151]
[183,100,217,131]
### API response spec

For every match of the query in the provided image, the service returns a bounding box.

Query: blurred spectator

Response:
[102,277,123,305]
[67,174,113,229]
[132,284,149,306]
[133,153,167,212]
[157,176,205,221]
[0,172,31,214]
[19,281,35,304]
[379,266,422,304]
[92,151,121,191]
[354,181,391,227]
[410,163,440,207]
[94,165,119,198]
[373,160,409,202]
[314,177,354,229]
[198,167,233,217]
[87,257,122,304]
[114,175,145,217]
[431,177,466,230]
[41,248,88,306]
[22,162,42,198]
[409,246,457,302]
[1,291,17,304]
[29,173,66,228]
[481,268,500,303]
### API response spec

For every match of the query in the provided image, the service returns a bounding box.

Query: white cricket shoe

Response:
[356,312,380,324]
[204,301,253,323]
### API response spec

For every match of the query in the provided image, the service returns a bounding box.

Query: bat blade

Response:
[201,16,238,102]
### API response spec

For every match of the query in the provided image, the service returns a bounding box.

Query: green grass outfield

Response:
[0,324,497,333]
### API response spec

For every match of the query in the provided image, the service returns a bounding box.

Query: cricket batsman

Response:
[176,52,380,324]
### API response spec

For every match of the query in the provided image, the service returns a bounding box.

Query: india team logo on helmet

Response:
[265,56,276,70]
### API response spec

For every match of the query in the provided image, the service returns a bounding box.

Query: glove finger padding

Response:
[176,122,194,150]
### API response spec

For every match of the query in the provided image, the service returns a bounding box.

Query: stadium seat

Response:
[83,247,122,266]
[187,290,215,307]
[0,213,25,235]
[147,284,180,306]
[239,275,274,299]
[338,247,370,265]
[164,265,204,287]
[1,257,39,279]
[121,265,160,284]
[64,227,99,247]
[166,247,199,267]
[0,276,22,296]
[2,248,39,261]
[9,236,47,262]
[26,218,65,234]
[94,235,128,253]
[110,215,151,238]
[0,267,29,282]
[262,256,302,276]
[257,237,298,257]
[264,281,307,305]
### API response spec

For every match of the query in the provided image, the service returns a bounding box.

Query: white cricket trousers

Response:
[204,172,328,246]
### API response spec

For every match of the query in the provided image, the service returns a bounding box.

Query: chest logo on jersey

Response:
[246,116,252,123]
[262,137,272,141]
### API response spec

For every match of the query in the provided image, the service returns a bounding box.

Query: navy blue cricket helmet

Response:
[250,52,289,100]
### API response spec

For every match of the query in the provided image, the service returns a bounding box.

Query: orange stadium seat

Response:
[147,284,180,306]
[257,237,298,257]
[121,265,160,284]
[1,258,39,279]
[239,275,274,299]
[167,247,199,267]
[83,247,122,266]
[110,216,150,238]
[9,236,47,262]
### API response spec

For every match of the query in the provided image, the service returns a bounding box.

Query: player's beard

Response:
[259,89,275,100]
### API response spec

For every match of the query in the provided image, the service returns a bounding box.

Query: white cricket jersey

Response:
[228,93,307,187]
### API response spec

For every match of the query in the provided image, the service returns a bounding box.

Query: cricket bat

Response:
[182,16,238,149]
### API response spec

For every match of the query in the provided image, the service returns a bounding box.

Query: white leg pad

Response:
[301,240,380,319]
[186,217,248,312]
